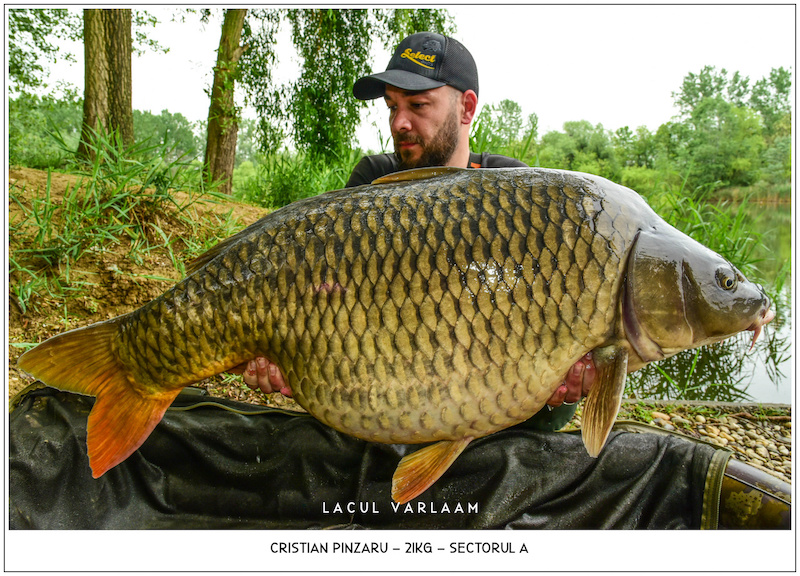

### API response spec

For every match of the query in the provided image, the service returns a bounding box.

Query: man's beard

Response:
[394,110,460,170]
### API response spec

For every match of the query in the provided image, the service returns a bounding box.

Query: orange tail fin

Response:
[17,318,181,477]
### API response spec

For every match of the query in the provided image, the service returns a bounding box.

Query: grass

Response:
[8,128,242,316]
[232,146,363,208]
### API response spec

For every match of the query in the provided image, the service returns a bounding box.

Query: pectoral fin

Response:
[391,437,473,504]
[581,345,629,457]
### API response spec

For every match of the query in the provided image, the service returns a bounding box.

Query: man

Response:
[238,32,594,427]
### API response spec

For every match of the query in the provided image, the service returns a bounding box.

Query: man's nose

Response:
[391,108,412,133]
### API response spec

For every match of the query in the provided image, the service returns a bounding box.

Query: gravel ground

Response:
[565,400,792,484]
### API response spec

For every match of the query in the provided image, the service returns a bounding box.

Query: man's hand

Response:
[228,358,292,397]
[545,352,595,407]
[232,351,596,407]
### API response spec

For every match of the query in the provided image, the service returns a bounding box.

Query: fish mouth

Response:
[747,306,776,350]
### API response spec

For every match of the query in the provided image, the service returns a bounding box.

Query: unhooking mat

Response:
[9,385,727,529]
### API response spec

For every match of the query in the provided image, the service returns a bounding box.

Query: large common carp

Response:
[18,167,774,503]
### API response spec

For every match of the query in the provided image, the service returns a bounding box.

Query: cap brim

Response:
[353,70,447,100]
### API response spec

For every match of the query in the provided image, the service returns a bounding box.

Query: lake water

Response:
[625,200,792,404]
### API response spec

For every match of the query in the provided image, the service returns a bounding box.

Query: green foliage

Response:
[285,9,372,161]
[670,65,789,193]
[234,118,261,166]
[8,8,167,96]
[673,65,751,114]
[468,65,790,200]
[614,126,656,168]
[750,67,791,139]
[470,105,537,164]
[761,135,792,185]
[9,94,204,170]
[373,8,451,45]
[678,96,764,191]
[239,8,455,161]
[538,121,621,181]
[232,147,362,208]
[7,8,81,95]
[9,92,83,168]
[133,109,203,163]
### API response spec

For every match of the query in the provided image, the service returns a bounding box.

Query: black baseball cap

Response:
[353,32,479,100]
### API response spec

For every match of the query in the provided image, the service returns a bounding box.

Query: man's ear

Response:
[460,89,478,125]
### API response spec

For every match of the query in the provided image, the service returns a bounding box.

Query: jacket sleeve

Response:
[482,153,528,168]
[345,154,398,188]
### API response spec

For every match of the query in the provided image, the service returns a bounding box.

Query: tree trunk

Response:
[105,9,133,147]
[204,8,247,195]
[77,9,109,160]
[77,8,133,160]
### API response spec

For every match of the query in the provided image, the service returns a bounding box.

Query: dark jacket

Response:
[346,152,527,188]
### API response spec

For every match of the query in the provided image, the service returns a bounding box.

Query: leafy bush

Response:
[9,92,82,168]
[232,146,362,208]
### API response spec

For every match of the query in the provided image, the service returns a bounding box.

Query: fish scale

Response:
[19,166,773,502]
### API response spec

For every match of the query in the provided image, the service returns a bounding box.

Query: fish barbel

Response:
[18,167,774,503]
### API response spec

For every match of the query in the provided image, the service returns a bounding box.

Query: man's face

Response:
[384,85,461,170]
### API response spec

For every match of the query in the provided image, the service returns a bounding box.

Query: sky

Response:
[36,4,795,153]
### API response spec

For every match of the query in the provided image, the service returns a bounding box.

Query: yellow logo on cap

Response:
[401,48,436,70]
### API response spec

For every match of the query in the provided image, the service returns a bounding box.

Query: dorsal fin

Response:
[372,166,467,185]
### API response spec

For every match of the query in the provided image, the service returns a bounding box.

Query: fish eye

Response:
[716,267,737,290]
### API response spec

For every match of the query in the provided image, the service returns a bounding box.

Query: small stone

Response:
[778,446,790,456]
[745,449,766,464]
[755,446,770,459]
[660,421,676,431]
[672,416,691,426]
[695,414,706,424]
[745,430,760,440]
[651,411,670,421]
[719,425,731,434]
[706,425,720,437]
[720,431,736,443]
